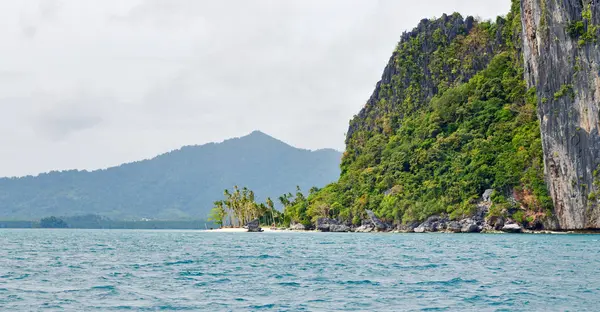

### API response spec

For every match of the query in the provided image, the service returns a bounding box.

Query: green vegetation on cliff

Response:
[287,2,552,226]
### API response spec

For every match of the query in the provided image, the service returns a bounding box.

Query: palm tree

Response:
[279,193,292,207]
[216,186,277,227]
[233,186,242,226]
[223,189,234,226]
[309,186,319,195]
[266,197,275,226]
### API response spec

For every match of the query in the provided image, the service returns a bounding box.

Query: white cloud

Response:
[0,0,510,177]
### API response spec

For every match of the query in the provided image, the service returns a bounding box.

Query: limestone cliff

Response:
[521,0,600,229]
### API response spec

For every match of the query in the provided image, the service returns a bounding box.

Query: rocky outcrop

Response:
[365,210,391,231]
[245,219,263,232]
[412,216,484,233]
[460,219,482,233]
[502,223,523,233]
[482,189,494,203]
[486,216,506,231]
[355,224,375,233]
[521,0,600,229]
[396,222,420,233]
[316,218,350,232]
[414,216,447,233]
[447,221,463,233]
[289,223,306,231]
[330,224,350,232]
[461,224,480,233]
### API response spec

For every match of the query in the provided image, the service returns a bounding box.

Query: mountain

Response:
[286,1,563,229]
[522,0,600,228]
[0,131,341,220]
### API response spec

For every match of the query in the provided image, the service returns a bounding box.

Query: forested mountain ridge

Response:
[285,1,560,230]
[0,131,341,220]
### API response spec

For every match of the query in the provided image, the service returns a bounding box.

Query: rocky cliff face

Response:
[346,13,506,149]
[521,0,600,229]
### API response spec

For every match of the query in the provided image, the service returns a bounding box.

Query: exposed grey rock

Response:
[542,216,560,231]
[317,218,347,232]
[416,223,436,232]
[524,218,544,231]
[289,223,306,231]
[426,216,441,223]
[486,216,505,231]
[245,219,262,232]
[455,217,481,233]
[502,223,522,233]
[521,0,600,229]
[447,221,462,233]
[482,189,494,202]
[329,224,350,232]
[396,222,419,233]
[474,203,490,222]
[461,223,481,233]
[415,216,453,233]
[365,210,391,231]
[355,225,375,233]
[413,225,427,233]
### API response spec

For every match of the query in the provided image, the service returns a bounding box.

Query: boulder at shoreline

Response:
[245,219,263,232]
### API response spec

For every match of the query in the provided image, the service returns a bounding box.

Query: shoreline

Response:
[205,227,597,235]
[0,227,596,234]
[206,227,317,233]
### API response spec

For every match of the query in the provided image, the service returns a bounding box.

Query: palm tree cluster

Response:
[208,186,281,228]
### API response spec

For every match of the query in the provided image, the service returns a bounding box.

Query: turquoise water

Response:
[1,230,599,311]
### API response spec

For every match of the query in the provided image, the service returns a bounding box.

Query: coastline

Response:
[206,227,312,233]
[204,227,589,234]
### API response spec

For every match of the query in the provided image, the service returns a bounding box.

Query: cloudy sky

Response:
[0,0,510,177]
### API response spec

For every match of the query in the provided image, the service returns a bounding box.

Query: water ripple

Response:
[0,230,599,311]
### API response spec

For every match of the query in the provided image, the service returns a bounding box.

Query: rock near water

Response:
[414,216,447,233]
[502,223,523,233]
[316,218,350,232]
[355,224,375,233]
[289,223,306,231]
[447,221,463,233]
[365,210,391,231]
[396,222,420,233]
[245,219,263,232]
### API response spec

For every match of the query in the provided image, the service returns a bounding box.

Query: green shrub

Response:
[512,211,525,223]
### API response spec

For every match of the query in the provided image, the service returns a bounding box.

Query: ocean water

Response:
[1,230,599,311]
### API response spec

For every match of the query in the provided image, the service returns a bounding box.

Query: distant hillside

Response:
[0,131,341,220]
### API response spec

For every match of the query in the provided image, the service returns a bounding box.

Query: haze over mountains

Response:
[0,131,341,220]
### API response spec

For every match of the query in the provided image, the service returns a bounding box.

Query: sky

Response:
[0,0,510,177]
